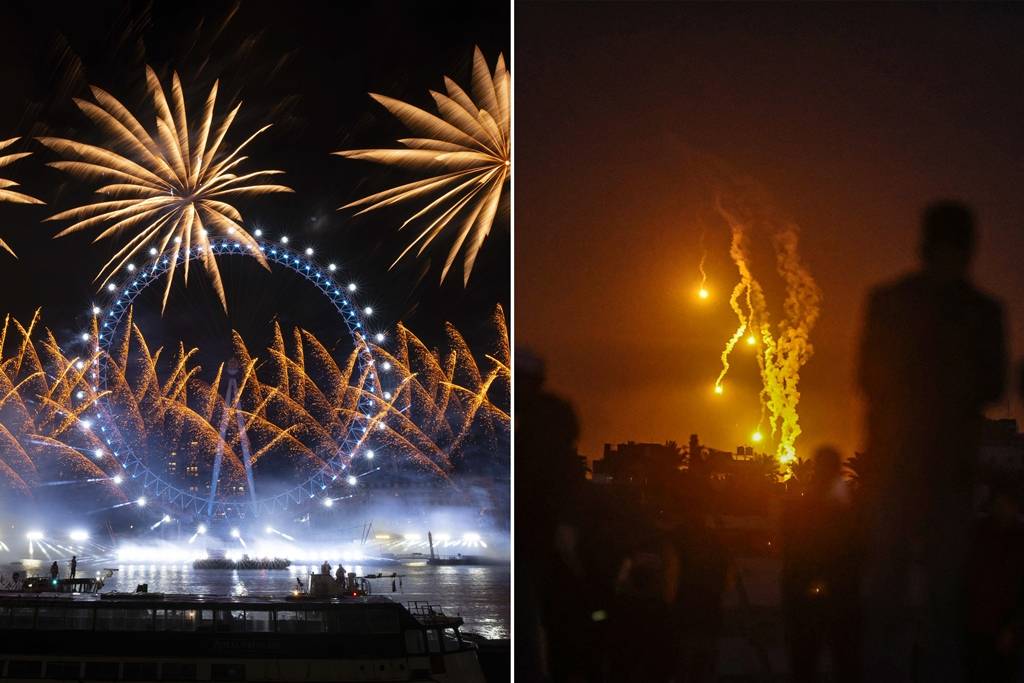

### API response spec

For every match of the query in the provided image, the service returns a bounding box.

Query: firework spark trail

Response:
[0,137,44,257]
[0,312,126,501]
[336,47,510,284]
[0,307,508,503]
[713,198,821,465]
[39,67,292,312]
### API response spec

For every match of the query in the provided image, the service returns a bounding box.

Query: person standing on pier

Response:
[69,555,77,579]
[49,561,58,582]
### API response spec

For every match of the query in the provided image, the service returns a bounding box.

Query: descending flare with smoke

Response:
[713,197,821,465]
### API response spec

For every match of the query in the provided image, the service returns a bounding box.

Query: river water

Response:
[2,561,510,639]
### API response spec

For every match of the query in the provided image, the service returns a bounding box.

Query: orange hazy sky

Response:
[517,2,1024,460]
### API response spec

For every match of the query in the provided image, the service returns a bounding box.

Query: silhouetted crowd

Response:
[518,202,1024,682]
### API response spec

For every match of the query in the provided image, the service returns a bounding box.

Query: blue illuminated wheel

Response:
[82,236,387,518]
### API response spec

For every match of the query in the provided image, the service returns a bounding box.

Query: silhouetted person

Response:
[69,555,76,579]
[320,560,330,576]
[965,482,1024,682]
[335,565,345,585]
[781,446,862,683]
[49,561,58,582]
[516,349,606,681]
[858,201,1006,682]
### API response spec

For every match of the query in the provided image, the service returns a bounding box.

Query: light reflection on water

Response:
[94,562,510,639]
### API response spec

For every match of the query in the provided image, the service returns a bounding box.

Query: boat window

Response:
[404,629,426,654]
[158,609,196,631]
[426,628,441,653]
[161,662,197,680]
[275,610,322,633]
[35,605,67,630]
[443,627,461,652]
[46,661,81,678]
[210,662,246,681]
[216,610,246,632]
[196,609,215,631]
[95,608,126,631]
[7,660,42,678]
[123,662,158,680]
[10,607,35,629]
[83,661,119,679]
[67,607,94,630]
[244,609,272,633]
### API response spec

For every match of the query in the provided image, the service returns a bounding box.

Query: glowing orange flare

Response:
[698,288,710,300]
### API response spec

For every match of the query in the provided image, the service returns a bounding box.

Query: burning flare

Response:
[713,197,821,465]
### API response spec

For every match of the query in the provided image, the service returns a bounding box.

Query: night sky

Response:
[0,1,509,366]
[517,2,1024,460]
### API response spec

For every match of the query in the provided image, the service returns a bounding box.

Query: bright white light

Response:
[377,422,386,430]
[404,533,421,541]
[197,524,207,535]
[305,247,314,256]
[322,498,334,508]
[75,361,85,370]
[433,533,451,542]
[69,530,89,542]
[383,391,392,400]
[375,333,385,342]
[348,283,357,292]
[92,306,101,315]
[162,515,171,523]
[381,362,391,371]
[107,283,116,292]
[149,247,158,256]
[76,391,85,400]
[80,419,92,430]
[365,450,375,460]
[254,229,263,237]
[113,475,123,485]
[136,497,147,507]
[173,235,181,244]
[80,332,90,342]
[328,263,337,272]
[265,526,273,534]
[26,531,43,541]
[93,448,104,459]
[363,307,373,315]
[280,236,289,244]
[230,528,240,538]
[347,475,358,486]
[462,532,481,543]
[126,264,136,272]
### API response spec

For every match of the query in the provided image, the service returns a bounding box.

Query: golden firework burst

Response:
[0,137,44,256]
[39,67,293,311]
[337,47,510,285]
